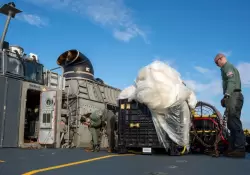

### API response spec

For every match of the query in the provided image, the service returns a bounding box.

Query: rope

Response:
[189,103,227,157]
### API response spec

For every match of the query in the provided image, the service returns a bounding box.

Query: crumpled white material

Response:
[117,85,136,102]
[118,60,197,150]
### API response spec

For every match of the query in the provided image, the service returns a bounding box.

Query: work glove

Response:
[83,122,91,126]
[221,98,225,107]
[221,95,230,108]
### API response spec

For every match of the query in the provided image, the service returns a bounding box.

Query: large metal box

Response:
[117,99,163,151]
[18,81,62,148]
[0,76,22,147]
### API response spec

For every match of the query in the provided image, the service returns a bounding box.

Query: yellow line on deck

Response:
[0,160,5,163]
[22,154,134,175]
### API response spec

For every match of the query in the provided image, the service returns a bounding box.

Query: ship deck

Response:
[0,148,249,175]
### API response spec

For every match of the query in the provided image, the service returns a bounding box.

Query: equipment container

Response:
[117,99,185,155]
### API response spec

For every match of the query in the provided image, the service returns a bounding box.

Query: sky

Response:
[0,0,249,127]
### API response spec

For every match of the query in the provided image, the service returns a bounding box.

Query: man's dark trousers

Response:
[225,91,245,151]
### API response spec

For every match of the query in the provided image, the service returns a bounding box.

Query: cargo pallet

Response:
[116,99,229,155]
[116,99,188,155]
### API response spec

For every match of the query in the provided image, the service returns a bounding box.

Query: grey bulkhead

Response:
[64,78,121,148]
[0,76,22,148]
[57,49,121,148]
[18,81,62,148]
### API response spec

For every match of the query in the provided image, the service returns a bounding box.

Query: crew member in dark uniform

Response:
[214,53,245,158]
[103,109,117,153]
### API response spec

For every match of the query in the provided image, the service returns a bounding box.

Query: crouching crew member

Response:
[80,110,102,152]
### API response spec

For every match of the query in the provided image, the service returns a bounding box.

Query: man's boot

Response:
[91,145,96,152]
[84,145,93,152]
[91,145,100,152]
[107,147,113,153]
[225,150,245,158]
[95,144,100,152]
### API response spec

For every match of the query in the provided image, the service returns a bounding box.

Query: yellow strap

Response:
[180,146,186,155]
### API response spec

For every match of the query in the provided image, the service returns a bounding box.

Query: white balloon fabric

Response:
[117,85,136,102]
[118,60,198,150]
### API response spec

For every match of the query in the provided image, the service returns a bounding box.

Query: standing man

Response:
[214,53,245,158]
[102,108,117,153]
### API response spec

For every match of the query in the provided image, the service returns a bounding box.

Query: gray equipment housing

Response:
[0,47,64,148]
[57,49,121,148]
[0,46,120,149]
[0,2,121,149]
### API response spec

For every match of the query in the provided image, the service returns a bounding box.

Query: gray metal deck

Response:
[0,148,249,175]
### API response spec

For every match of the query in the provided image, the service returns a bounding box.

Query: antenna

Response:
[0,2,22,50]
